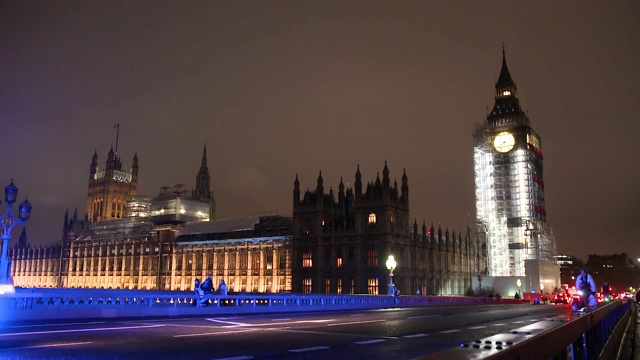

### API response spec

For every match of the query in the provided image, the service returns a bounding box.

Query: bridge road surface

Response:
[0,303,570,360]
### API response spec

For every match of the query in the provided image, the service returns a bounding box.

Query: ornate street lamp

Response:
[0,179,32,294]
[516,278,522,297]
[386,255,396,295]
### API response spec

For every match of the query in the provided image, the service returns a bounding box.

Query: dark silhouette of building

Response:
[291,163,478,295]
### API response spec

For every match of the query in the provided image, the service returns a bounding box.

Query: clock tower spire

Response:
[487,47,527,127]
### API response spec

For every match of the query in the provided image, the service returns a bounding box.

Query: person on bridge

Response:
[201,276,214,294]
[575,268,598,311]
[218,279,228,296]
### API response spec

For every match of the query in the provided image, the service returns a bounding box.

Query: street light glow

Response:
[386,255,396,274]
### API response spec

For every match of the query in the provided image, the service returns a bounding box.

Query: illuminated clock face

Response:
[494,132,515,153]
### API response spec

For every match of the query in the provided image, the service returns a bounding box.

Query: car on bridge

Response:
[552,292,570,304]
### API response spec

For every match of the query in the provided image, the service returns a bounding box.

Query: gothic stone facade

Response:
[291,163,478,295]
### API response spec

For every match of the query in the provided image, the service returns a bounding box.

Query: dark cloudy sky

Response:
[1,1,638,262]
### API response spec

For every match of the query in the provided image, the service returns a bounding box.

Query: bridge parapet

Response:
[0,287,526,323]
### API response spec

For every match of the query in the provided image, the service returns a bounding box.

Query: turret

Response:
[131,152,139,192]
[89,150,98,181]
[354,165,362,203]
[382,161,390,191]
[316,171,324,209]
[401,169,409,206]
[106,146,116,176]
[338,177,345,209]
[293,174,300,210]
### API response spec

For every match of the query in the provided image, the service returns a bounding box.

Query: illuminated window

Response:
[337,257,343,267]
[325,278,331,294]
[367,249,378,266]
[390,214,394,223]
[303,252,312,268]
[350,279,355,294]
[337,278,343,294]
[368,278,379,295]
[266,253,273,270]
[303,278,312,294]
[240,252,248,270]
[368,213,377,224]
[502,90,511,96]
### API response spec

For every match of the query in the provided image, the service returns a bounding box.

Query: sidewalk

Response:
[624,304,639,359]
[634,306,640,360]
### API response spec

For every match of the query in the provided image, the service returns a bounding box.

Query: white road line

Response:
[512,321,525,324]
[207,319,249,326]
[174,329,260,338]
[21,341,92,349]
[7,321,106,328]
[209,319,335,328]
[408,314,442,319]
[468,326,487,329]
[440,329,461,334]
[289,346,330,352]
[404,333,429,338]
[355,339,386,345]
[0,324,164,337]
[213,357,254,360]
[493,323,507,326]
[327,319,386,327]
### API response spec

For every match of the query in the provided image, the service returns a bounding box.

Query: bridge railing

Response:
[0,287,525,322]
[417,299,634,360]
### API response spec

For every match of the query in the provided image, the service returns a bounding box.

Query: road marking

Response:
[440,329,461,333]
[272,318,292,321]
[289,346,330,352]
[404,333,428,338]
[493,323,507,326]
[512,321,525,324]
[408,314,442,319]
[7,321,106,328]
[207,319,248,326]
[0,324,164,337]
[355,339,386,345]
[208,319,335,327]
[21,341,92,349]
[327,319,386,327]
[468,326,487,329]
[174,329,260,337]
[213,357,254,360]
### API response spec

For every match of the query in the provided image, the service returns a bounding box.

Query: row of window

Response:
[302,250,378,268]
[301,277,379,295]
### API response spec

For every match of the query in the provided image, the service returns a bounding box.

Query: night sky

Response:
[1,1,638,262]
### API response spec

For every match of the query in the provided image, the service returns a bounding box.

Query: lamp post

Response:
[477,272,483,297]
[386,255,396,295]
[0,179,32,294]
[516,278,522,296]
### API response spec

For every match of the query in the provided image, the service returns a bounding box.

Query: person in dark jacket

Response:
[201,276,214,294]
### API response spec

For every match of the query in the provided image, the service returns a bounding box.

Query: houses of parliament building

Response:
[8,141,482,295]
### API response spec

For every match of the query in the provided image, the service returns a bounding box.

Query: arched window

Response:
[368,213,377,224]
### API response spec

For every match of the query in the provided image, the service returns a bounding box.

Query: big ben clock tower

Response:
[473,49,558,286]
